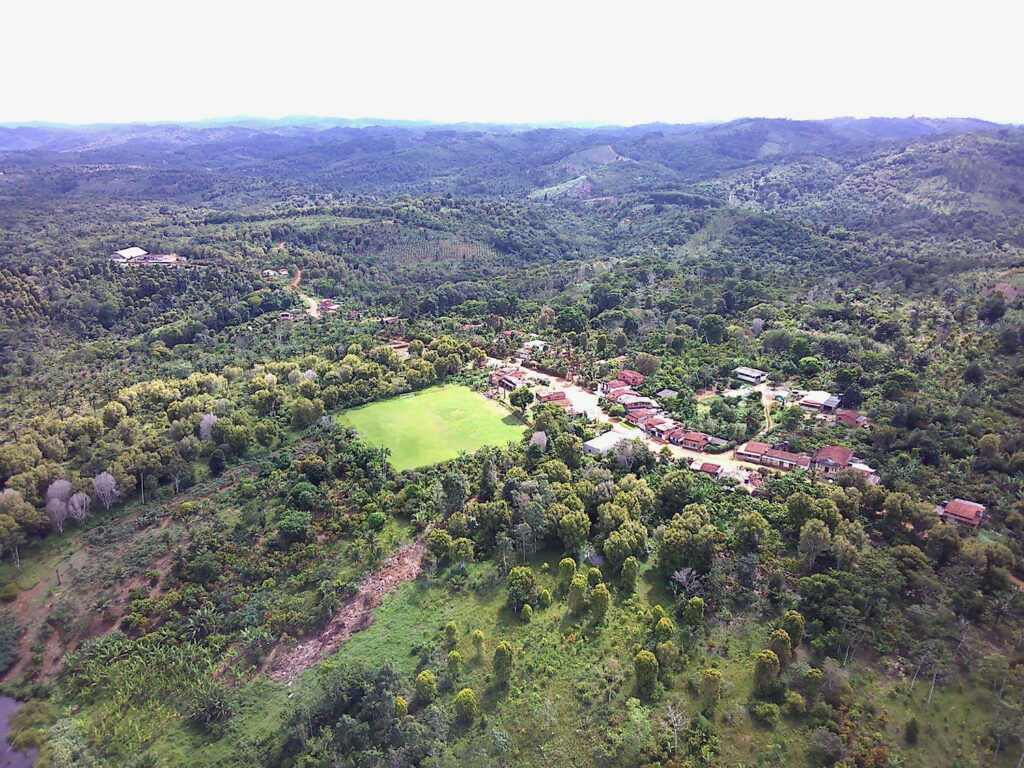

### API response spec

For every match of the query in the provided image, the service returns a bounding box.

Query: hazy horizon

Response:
[4,0,1021,125]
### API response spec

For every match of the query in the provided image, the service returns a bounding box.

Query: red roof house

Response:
[811,445,855,475]
[940,499,987,528]
[835,409,867,428]
[618,369,644,387]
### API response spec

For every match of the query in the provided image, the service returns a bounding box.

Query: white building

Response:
[583,431,626,455]
[734,366,768,384]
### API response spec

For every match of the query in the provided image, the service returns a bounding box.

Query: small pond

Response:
[0,697,37,768]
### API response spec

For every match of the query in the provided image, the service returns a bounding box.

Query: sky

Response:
[3,0,1020,126]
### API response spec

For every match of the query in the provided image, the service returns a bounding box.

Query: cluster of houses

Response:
[600,369,728,451]
[735,440,879,483]
[109,247,186,267]
[261,268,291,278]
[318,299,340,314]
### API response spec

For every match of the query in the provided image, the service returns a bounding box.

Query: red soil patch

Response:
[266,541,425,680]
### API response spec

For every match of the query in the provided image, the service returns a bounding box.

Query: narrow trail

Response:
[265,541,425,681]
[286,267,320,317]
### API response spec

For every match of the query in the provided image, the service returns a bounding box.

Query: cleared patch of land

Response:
[337,385,523,470]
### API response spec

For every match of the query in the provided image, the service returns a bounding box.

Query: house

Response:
[489,368,525,391]
[536,389,567,404]
[602,379,631,394]
[690,460,723,476]
[939,499,987,529]
[279,312,294,321]
[736,441,770,463]
[655,389,678,398]
[848,462,881,485]
[646,419,679,440]
[605,388,636,403]
[625,409,657,425]
[679,431,712,452]
[835,409,867,428]
[319,299,339,313]
[798,390,841,413]
[618,369,644,387]
[261,268,279,277]
[584,431,626,455]
[277,268,289,276]
[110,246,148,262]
[618,395,658,411]
[734,366,768,384]
[810,445,854,476]
[762,448,811,471]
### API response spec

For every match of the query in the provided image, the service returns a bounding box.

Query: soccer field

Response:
[337,385,524,471]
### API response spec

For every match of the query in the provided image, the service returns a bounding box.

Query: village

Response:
[486,339,988,531]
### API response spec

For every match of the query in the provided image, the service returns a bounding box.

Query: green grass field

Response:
[337,385,524,471]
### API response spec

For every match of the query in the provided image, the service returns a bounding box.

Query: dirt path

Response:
[266,541,425,681]
[285,267,321,318]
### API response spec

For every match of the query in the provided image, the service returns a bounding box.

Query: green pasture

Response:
[337,385,523,471]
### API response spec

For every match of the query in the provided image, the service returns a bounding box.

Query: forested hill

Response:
[2,114,1024,768]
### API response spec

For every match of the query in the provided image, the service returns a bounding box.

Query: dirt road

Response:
[513,364,763,475]
[266,541,425,681]
[286,267,321,318]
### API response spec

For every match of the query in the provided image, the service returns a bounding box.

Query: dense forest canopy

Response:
[1,116,1023,768]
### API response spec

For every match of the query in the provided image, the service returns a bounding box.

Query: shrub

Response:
[415,670,437,703]
[0,583,19,603]
[444,621,458,646]
[699,668,723,711]
[521,604,533,623]
[807,726,844,766]
[395,696,408,718]
[471,630,485,657]
[655,616,674,641]
[453,687,478,722]
[634,650,659,695]
[493,641,514,686]
[753,649,781,698]
[904,717,919,745]
[447,650,462,678]
[749,702,780,728]
[782,690,806,717]
[621,556,639,592]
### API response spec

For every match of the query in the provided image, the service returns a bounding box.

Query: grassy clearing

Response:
[337,385,524,471]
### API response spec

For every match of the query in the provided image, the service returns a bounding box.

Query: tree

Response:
[700,667,723,712]
[621,556,639,593]
[553,433,583,469]
[558,508,590,554]
[568,574,588,616]
[508,386,534,413]
[634,650,659,695]
[699,314,726,344]
[735,510,768,552]
[92,472,120,510]
[591,582,610,622]
[493,641,514,686]
[479,452,498,501]
[505,566,536,612]
[558,557,577,590]
[427,528,453,561]
[415,670,437,704]
[780,610,805,649]
[634,353,661,376]
[445,621,459,647]
[807,727,844,767]
[798,519,832,571]
[555,306,588,333]
[450,537,474,564]
[209,449,227,476]
[964,360,984,385]
[472,630,485,658]
[45,479,72,533]
[453,687,478,722]
[768,629,792,667]
[441,470,468,513]
[657,471,693,517]
[0,514,25,569]
[753,649,781,698]
[655,616,674,641]
[447,650,462,678]
[682,596,705,628]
